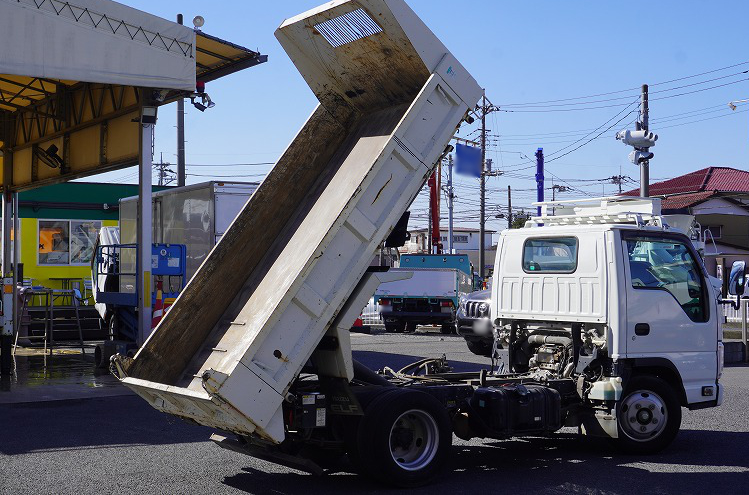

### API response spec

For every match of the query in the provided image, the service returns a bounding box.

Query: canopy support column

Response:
[137,108,154,346]
[1,189,13,375]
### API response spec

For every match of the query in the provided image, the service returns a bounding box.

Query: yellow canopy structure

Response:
[0,0,266,191]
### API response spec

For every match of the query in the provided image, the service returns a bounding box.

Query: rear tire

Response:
[440,323,455,335]
[616,375,681,454]
[404,322,417,333]
[356,388,452,487]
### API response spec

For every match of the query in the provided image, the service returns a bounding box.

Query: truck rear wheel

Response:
[404,322,417,333]
[616,376,681,454]
[356,388,451,487]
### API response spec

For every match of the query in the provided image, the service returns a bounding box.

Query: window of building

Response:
[522,237,578,273]
[625,236,707,322]
[439,235,469,243]
[39,220,101,265]
[70,221,101,264]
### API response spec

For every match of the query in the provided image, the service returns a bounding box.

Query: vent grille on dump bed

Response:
[314,8,382,47]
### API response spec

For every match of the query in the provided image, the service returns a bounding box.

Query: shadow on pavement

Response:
[221,429,749,494]
[0,395,213,455]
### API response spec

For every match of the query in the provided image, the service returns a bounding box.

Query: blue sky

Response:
[105,0,749,233]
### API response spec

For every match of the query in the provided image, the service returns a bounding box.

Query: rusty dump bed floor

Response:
[127,102,410,388]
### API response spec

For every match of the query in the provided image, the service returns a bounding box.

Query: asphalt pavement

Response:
[1,331,747,494]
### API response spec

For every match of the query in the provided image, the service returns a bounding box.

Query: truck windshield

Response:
[522,237,578,273]
[626,237,707,322]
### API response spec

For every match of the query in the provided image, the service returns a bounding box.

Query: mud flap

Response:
[580,409,618,438]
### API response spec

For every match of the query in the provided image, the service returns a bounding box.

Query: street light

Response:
[728,99,749,111]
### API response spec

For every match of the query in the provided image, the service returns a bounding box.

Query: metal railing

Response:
[723,295,749,363]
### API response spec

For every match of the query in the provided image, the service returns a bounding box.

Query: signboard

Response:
[455,143,482,178]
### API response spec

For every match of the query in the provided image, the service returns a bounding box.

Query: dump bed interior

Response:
[116,0,481,442]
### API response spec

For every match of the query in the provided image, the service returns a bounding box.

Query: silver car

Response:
[456,289,493,357]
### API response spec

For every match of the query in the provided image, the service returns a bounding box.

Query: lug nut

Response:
[640,426,647,432]
[635,404,641,409]
[630,417,636,423]
[652,419,658,424]
[649,404,655,410]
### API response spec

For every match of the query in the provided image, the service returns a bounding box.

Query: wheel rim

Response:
[619,389,668,442]
[388,409,439,471]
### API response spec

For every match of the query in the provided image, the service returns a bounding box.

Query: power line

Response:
[498,59,749,107]
[184,162,275,167]
[500,69,748,110]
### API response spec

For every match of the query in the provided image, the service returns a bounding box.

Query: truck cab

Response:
[492,196,724,447]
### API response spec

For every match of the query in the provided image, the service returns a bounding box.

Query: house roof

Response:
[659,191,715,210]
[622,167,749,212]
[624,167,749,196]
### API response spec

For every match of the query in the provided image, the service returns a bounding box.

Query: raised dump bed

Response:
[114,0,481,443]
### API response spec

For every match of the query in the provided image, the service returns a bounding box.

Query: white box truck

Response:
[119,181,259,283]
[112,1,728,487]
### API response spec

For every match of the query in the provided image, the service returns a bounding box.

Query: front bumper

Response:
[381,311,454,325]
[456,315,492,338]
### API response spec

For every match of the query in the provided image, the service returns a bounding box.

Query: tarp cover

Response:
[0,0,196,91]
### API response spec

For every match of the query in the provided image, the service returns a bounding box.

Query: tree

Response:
[511,211,531,229]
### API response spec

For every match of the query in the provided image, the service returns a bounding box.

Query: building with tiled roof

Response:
[624,166,749,279]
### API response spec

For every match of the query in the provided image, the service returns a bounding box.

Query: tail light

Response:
[379,299,391,306]
[717,341,724,380]
[440,301,452,307]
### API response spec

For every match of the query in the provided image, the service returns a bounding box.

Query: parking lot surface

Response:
[1,331,747,494]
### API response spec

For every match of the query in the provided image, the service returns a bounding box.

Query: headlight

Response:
[459,296,467,312]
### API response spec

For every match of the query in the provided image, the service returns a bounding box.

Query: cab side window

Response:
[626,237,707,322]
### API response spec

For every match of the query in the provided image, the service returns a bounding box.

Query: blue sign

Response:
[455,143,482,178]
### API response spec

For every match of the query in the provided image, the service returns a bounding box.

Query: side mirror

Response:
[728,260,746,296]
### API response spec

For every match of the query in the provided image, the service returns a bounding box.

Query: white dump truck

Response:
[112,0,728,487]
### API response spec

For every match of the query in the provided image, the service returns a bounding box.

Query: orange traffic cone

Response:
[151,279,164,329]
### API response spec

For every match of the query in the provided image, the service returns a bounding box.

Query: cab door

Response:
[622,231,717,405]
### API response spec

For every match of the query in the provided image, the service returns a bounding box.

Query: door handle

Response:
[635,323,650,336]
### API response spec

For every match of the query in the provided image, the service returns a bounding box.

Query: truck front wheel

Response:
[356,388,452,487]
[616,376,681,454]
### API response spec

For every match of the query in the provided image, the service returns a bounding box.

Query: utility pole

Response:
[551,184,569,201]
[610,175,627,194]
[478,93,499,280]
[447,154,454,254]
[153,152,175,187]
[176,13,186,187]
[480,94,486,278]
[616,86,656,194]
[640,84,649,197]
[507,185,512,229]
[158,152,165,186]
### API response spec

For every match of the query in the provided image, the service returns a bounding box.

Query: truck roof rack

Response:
[526,196,663,227]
